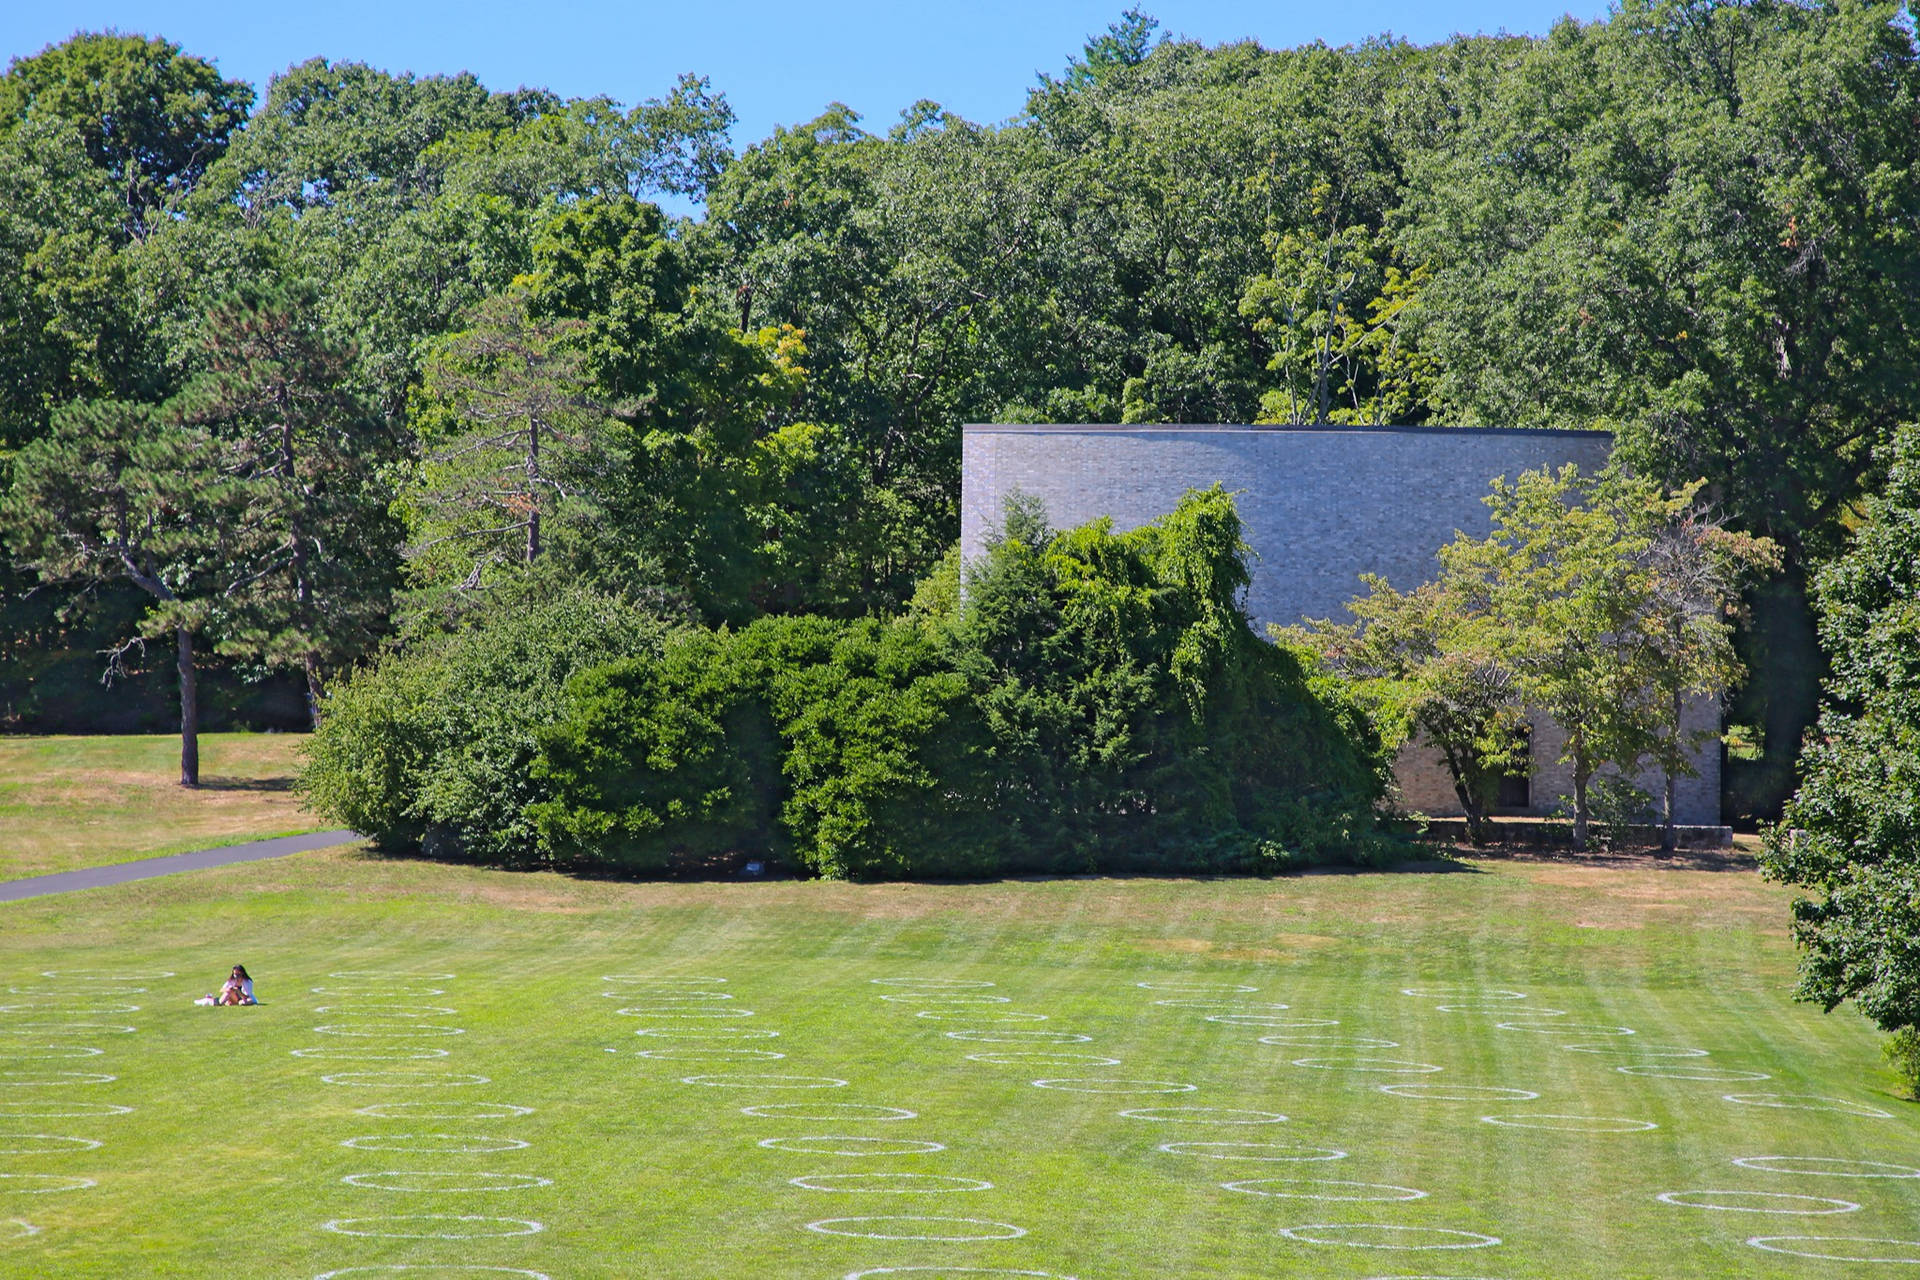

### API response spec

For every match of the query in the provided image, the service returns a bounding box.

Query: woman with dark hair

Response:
[217,965,255,1005]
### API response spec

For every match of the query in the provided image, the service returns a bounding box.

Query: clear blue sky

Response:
[6,1,1605,145]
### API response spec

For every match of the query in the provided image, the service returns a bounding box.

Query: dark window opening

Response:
[1496,728,1532,810]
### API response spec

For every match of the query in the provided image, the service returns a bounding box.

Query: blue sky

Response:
[7,1,1606,145]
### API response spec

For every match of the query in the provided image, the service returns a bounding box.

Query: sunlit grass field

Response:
[0,734,322,881]
[0,843,1912,1279]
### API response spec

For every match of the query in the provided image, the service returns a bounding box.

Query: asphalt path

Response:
[0,829,363,903]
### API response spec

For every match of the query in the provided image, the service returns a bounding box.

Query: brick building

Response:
[959,423,1720,827]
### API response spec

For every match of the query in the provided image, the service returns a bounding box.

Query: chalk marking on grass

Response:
[1746,1236,1920,1263]
[0,1134,101,1154]
[0,1046,105,1060]
[805,1217,1026,1241]
[1562,1043,1703,1057]
[2,1219,38,1239]
[944,1031,1088,1045]
[321,1215,543,1238]
[1497,1022,1634,1036]
[966,1053,1121,1067]
[626,1048,786,1062]
[1259,1035,1397,1050]
[328,971,456,981]
[1400,988,1526,1000]
[615,1007,754,1018]
[1137,983,1258,993]
[310,987,446,998]
[1158,1141,1342,1161]
[759,1136,946,1156]
[292,1048,451,1061]
[1658,1190,1859,1214]
[1290,1058,1441,1074]
[1031,1078,1195,1094]
[40,970,173,981]
[312,1025,465,1038]
[1733,1156,1920,1178]
[917,1011,1048,1023]
[682,1073,847,1089]
[0,1024,134,1036]
[599,990,732,1001]
[1278,1224,1501,1249]
[635,1026,779,1039]
[0,1003,139,1015]
[882,995,1012,1004]
[1223,1178,1425,1202]
[315,1269,551,1279]
[745,1104,917,1121]
[342,1172,553,1193]
[843,1270,1076,1279]
[1155,1000,1291,1010]
[791,1174,993,1193]
[0,1102,131,1119]
[1436,1005,1565,1016]
[1121,1107,1286,1124]
[0,1072,114,1087]
[1722,1094,1891,1118]
[311,1006,458,1018]
[871,979,996,988]
[602,975,726,985]
[1482,1114,1657,1133]
[1616,1065,1769,1082]
[320,1073,490,1088]
[341,1134,530,1154]
[1207,1016,1339,1029]
[0,1174,94,1193]
[354,1103,534,1120]
[1380,1085,1539,1102]
[7,986,143,996]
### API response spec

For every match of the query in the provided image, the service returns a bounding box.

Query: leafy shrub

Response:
[300,584,672,863]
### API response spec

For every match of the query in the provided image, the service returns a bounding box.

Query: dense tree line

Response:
[2,6,1918,803]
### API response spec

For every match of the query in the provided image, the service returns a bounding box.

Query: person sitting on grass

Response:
[217,964,255,1006]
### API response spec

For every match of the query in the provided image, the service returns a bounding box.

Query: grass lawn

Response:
[0,844,1912,1278]
[0,734,325,881]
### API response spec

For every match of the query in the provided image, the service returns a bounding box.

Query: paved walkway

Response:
[0,830,363,903]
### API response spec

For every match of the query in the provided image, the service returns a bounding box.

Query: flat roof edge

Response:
[963,423,1615,439]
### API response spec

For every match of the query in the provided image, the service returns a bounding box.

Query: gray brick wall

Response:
[960,423,1721,826]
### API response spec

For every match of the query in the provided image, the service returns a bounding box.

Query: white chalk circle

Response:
[1658,1189,1860,1214]
[1733,1156,1920,1178]
[293,1048,451,1061]
[1259,1035,1397,1050]
[967,1053,1121,1067]
[41,969,173,980]
[2,1219,37,1239]
[1031,1078,1195,1094]
[0,1174,95,1194]
[342,1134,530,1154]
[0,1003,139,1015]
[8,985,143,996]
[1208,1016,1339,1029]
[635,1026,778,1039]
[945,1030,1090,1045]
[0,1134,100,1154]
[1279,1224,1500,1249]
[744,1104,918,1121]
[1401,987,1526,1000]
[1563,1042,1705,1057]
[628,1048,785,1062]
[603,974,726,985]
[1291,1058,1441,1074]
[0,1046,104,1060]
[0,1071,114,1087]
[1746,1236,1920,1263]
[842,1271,1076,1279]
[1159,1141,1342,1161]
[916,1011,1047,1022]
[881,994,1011,1004]
[323,1215,542,1239]
[1121,1107,1286,1124]
[342,1172,553,1193]
[314,1269,551,1280]
[1483,1114,1657,1133]
[321,1072,490,1088]
[806,1217,1026,1242]
[1617,1065,1769,1082]
[1380,1084,1540,1102]
[759,1136,946,1157]
[792,1174,993,1193]
[682,1074,847,1089]
[0,1101,131,1119]
[600,989,731,1001]
[1156,999,1290,1010]
[871,978,996,989]
[1437,1005,1566,1016]
[616,1006,754,1018]
[355,1102,534,1120]
[328,971,457,981]
[0,1023,134,1036]
[313,1024,465,1038]
[1498,1022,1634,1036]
[1723,1094,1892,1118]
[311,986,446,998]
[1224,1178,1425,1202]
[1137,982,1258,993]
[312,1005,459,1017]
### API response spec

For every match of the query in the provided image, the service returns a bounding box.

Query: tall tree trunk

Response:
[304,652,325,729]
[177,625,199,788]
[1569,728,1589,851]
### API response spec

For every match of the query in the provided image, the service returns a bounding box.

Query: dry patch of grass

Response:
[0,733,324,880]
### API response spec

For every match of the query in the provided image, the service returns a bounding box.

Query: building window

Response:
[1496,728,1532,811]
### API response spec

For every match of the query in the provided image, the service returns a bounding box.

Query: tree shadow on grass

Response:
[195,775,298,793]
